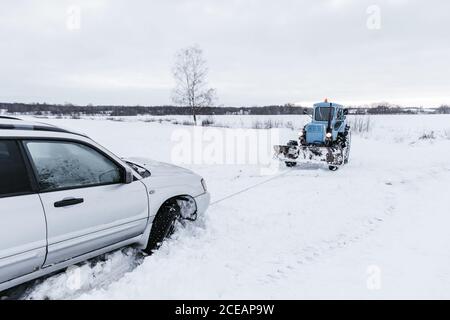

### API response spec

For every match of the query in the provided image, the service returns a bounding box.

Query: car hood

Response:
[124,157,196,177]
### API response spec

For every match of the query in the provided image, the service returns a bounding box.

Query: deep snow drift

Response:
[3,115,450,299]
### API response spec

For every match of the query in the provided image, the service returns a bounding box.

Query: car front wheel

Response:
[144,199,180,254]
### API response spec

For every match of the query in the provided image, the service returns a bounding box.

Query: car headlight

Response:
[201,178,208,192]
[326,132,332,138]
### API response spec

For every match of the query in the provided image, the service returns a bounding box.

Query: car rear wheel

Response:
[144,199,180,254]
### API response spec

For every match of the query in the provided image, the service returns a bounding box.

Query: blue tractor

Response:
[274,100,351,171]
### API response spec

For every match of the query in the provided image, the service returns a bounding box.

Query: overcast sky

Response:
[0,0,449,107]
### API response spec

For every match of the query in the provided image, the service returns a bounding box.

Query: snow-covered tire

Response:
[144,199,180,254]
[344,131,352,164]
[285,141,298,167]
[329,165,338,171]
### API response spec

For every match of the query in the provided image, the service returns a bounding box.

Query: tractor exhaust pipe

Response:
[326,102,333,133]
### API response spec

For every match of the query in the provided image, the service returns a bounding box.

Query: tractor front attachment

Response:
[273,144,345,167]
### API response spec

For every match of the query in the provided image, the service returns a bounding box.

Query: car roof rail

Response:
[0,122,88,137]
[0,115,22,120]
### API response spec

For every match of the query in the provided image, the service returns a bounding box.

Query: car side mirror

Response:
[343,109,349,115]
[124,167,134,184]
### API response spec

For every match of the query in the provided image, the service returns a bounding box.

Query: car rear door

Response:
[0,140,47,284]
[23,139,149,266]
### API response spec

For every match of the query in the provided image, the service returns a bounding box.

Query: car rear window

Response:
[0,140,33,197]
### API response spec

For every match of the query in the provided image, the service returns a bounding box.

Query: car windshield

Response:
[315,107,334,121]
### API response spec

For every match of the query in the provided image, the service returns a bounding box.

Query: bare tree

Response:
[172,45,216,125]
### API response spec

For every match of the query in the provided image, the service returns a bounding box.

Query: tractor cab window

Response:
[315,107,334,121]
[334,109,344,130]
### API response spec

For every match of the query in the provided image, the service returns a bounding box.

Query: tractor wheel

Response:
[144,199,180,254]
[286,140,298,167]
[344,131,352,164]
[329,165,338,171]
[285,161,297,167]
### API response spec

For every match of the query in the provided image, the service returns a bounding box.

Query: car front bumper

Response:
[195,192,211,217]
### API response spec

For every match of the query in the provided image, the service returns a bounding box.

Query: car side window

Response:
[24,140,122,192]
[0,140,32,197]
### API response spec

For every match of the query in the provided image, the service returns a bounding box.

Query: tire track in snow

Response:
[257,163,449,284]
[257,185,397,284]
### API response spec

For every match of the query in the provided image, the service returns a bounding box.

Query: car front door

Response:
[0,140,47,284]
[23,139,149,266]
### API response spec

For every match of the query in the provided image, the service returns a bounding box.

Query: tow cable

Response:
[209,168,293,206]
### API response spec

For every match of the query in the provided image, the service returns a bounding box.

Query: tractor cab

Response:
[303,101,348,145]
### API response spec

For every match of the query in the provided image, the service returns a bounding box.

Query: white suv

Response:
[0,117,210,292]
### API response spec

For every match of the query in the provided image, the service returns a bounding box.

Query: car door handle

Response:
[54,198,84,208]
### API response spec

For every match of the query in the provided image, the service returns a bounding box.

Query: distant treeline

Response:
[1,103,308,116]
[1,102,449,116]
